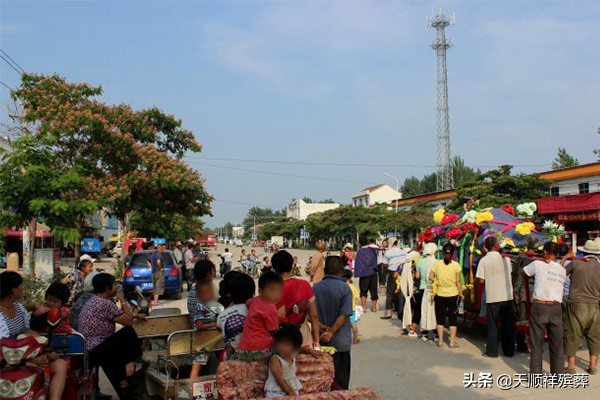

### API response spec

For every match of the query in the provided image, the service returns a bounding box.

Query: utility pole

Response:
[428,9,455,191]
[383,173,400,213]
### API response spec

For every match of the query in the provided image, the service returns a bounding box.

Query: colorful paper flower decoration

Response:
[441,213,459,226]
[418,227,435,243]
[433,208,446,224]
[461,222,478,234]
[501,203,515,216]
[516,202,537,217]
[515,222,536,235]
[476,210,494,225]
[445,226,463,240]
[463,210,477,223]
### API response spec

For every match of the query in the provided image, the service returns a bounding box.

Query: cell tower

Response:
[428,9,455,191]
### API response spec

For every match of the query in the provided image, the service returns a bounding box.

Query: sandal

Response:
[448,341,459,348]
[437,342,444,348]
[380,316,392,320]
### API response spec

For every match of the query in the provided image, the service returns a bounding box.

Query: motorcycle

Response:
[0,308,63,400]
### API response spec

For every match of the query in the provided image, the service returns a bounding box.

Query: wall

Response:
[550,175,600,196]
[287,199,340,220]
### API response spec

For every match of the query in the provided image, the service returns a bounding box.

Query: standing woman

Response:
[429,243,463,348]
[61,259,95,307]
[417,243,438,342]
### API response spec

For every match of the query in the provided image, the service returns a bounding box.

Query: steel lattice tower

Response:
[428,9,455,191]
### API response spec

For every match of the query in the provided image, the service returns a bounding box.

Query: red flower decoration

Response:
[441,213,459,225]
[461,222,478,234]
[501,203,515,216]
[445,226,464,240]
[418,227,435,243]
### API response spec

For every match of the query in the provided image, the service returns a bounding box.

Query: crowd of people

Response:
[2,234,599,399]
[345,235,600,376]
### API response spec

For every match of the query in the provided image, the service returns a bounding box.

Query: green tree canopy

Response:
[552,147,579,170]
[2,74,212,248]
[243,207,285,232]
[450,165,551,211]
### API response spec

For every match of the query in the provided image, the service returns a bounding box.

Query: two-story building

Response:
[286,199,340,221]
[351,184,402,207]
[537,162,600,241]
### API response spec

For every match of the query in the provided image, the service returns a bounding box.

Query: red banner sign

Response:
[556,210,600,222]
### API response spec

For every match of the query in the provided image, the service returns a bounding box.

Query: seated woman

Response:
[0,271,67,400]
[77,273,145,399]
[187,259,216,319]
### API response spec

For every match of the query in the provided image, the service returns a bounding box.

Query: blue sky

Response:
[1,0,599,227]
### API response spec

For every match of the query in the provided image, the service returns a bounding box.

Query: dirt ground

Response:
[97,244,599,399]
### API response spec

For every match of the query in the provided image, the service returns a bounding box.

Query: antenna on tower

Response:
[427,9,455,191]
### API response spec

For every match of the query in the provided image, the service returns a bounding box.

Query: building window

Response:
[579,182,589,194]
[550,187,559,197]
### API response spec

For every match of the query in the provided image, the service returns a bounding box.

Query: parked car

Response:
[122,250,182,299]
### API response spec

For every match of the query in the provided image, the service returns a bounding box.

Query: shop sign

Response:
[556,210,600,222]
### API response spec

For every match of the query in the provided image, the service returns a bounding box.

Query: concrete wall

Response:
[551,174,600,196]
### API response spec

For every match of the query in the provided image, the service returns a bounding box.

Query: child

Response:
[260,257,272,274]
[343,269,361,344]
[19,313,68,400]
[217,273,256,359]
[236,271,283,360]
[264,323,303,398]
[191,279,220,378]
[44,282,72,334]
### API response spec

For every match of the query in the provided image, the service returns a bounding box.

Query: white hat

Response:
[578,239,600,255]
[423,243,438,256]
[344,243,353,249]
[80,254,94,263]
[406,251,420,263]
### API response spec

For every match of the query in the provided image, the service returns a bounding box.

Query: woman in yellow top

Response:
[429,243,464,348]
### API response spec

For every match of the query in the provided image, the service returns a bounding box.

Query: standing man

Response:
[183,243,198,289]
[476,236,515,358]
[309,240,326,284]
[354,238,379,313]
[381,240,406,320]
[564,239,600,375]
[522,242,566,374]
[220,248,233,277]
[150,244,166,306]
[173,242,183,265]
[313,256,353,389]
[377,239,389,289]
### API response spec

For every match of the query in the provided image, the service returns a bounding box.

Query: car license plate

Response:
[141,282,153,289]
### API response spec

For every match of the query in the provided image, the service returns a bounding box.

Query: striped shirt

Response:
[0,302,30,339]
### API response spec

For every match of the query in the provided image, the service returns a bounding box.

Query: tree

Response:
[2,74,212,259]
[130,211,204,242]
[399,156,478,198]
[552,147,579,170]
[243,207,285,232]
[450,165,551,210]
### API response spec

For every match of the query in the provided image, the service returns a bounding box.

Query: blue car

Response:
[123,250,182,299]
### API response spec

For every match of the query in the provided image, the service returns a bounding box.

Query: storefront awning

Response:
[4,224,53,238]
[538,192,600,214]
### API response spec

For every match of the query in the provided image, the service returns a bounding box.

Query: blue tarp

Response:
[81,238,101,253]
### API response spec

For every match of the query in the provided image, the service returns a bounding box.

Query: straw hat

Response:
[578,239,600,255]
[344,243,353,250]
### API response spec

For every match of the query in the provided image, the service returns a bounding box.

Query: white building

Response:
[351,184,402,207]
[287,199,340,221]
[232,226,245,238]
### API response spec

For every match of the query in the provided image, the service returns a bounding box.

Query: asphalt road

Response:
[98,244,599,399]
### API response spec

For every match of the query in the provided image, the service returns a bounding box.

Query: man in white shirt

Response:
[377,239,389,288]
[381,240,407,320]
[476,236,515,358]
[522,242,566,374]
[220,248,233,276]
[183,243,198,289]
[173,242,183,264]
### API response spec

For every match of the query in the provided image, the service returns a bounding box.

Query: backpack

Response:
[354,246,378,278]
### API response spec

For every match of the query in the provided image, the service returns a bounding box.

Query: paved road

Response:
[99,244,598,399]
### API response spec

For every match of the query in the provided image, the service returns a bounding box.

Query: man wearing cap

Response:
[563,239,600,375]
[521,242,566,374]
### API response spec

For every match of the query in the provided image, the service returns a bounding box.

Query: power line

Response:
[0,49,25,73]
[185,155,551,169]
[0,80,11,90]
[0,54,22,75]
[188,160,377,185]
